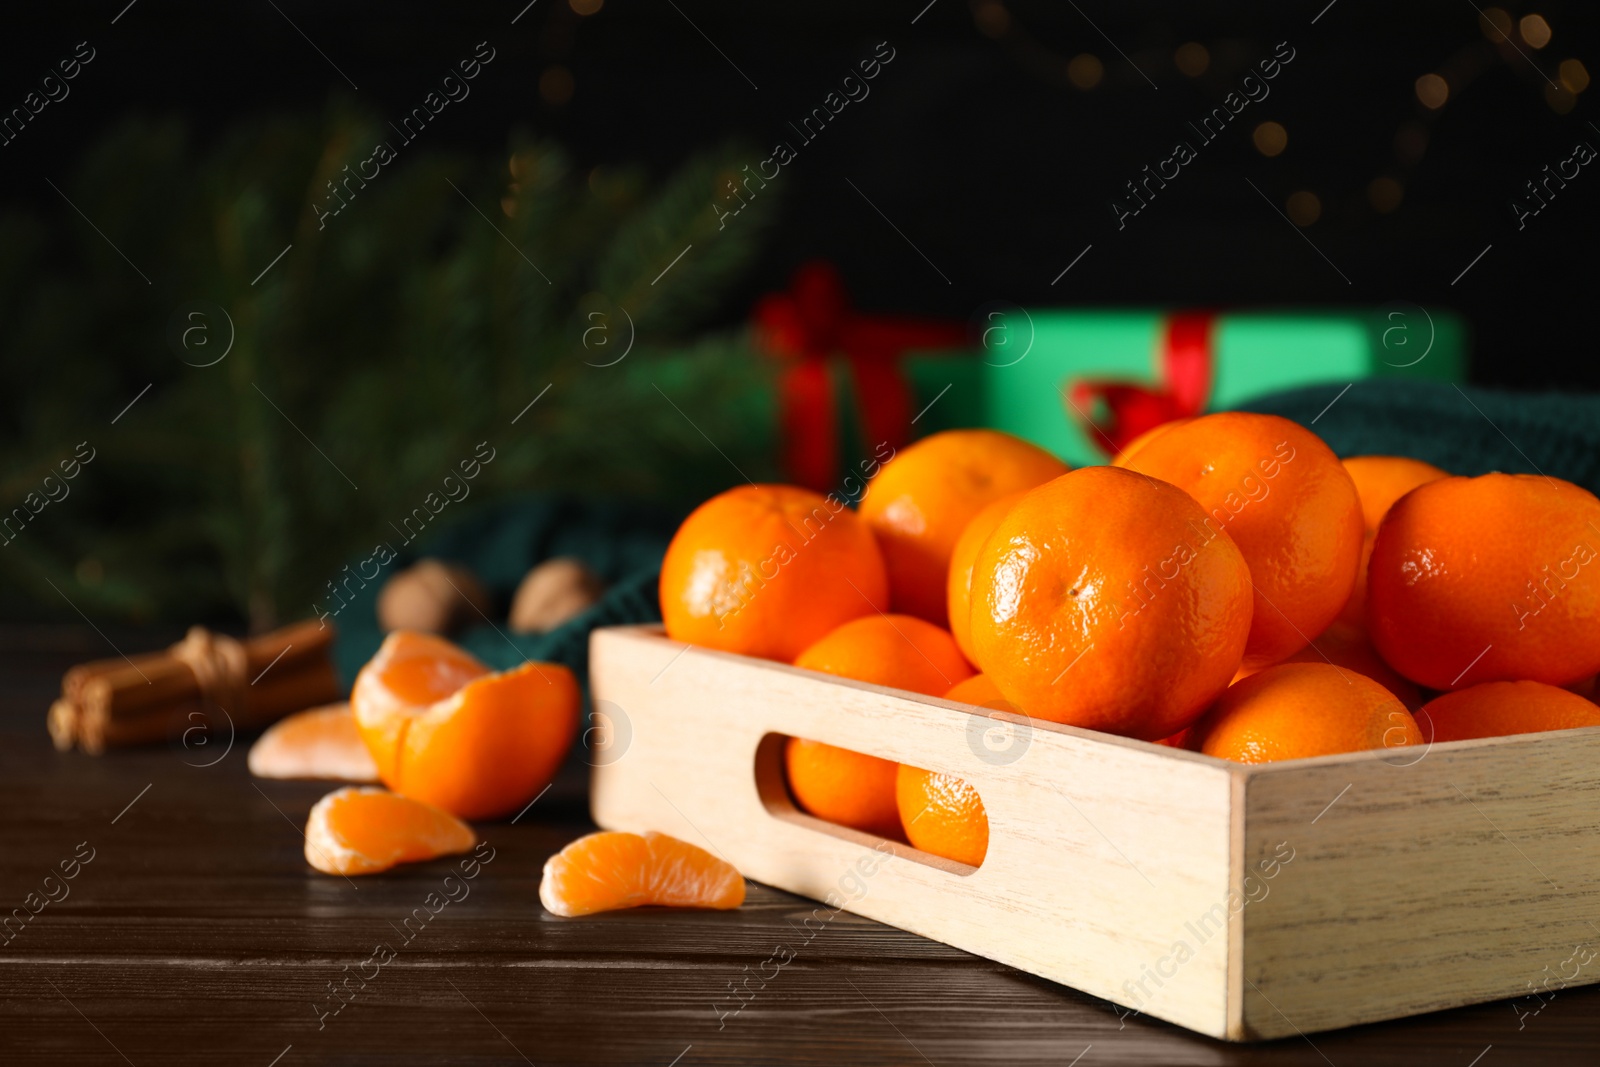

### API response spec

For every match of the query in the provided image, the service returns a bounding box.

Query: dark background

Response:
[1,0,1595,387]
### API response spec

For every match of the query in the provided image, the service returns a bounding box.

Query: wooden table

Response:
[2,626,1596,1065]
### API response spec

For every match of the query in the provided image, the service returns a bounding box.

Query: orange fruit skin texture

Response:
[304,786,476,876]
[1110,417,1194,469]
[659,484,888,662]
[942,672,1016,712]
[785,614,974,837]
[947,492,1027,667]
[352,632,580,821]
[539,830,745,917]
[896,764,988,867]
[860,430,1068,626]
[1189,662,1423,763]
[971,466,1254,741]
[1239,621,1424,710]
[1417,680,1600,743]
[1126,412,1363,671]
[896,673,1005,866]
[1368,473,1600,690]
[1336,456,1450,629]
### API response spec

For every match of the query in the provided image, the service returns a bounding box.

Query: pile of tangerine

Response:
[658,415,1600,868]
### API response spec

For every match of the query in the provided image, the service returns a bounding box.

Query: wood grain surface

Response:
[1,623,1597,1065]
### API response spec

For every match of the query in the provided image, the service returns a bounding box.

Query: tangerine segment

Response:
[304,786,475,876]
[248,702,379,782]
[660,484,888,662]
[1417,681,1600,743]
[860,430,1068,626]
[352,632,580,820]
[1368,473,1600,690]
[783,738,903,838]
[539,830,745,917]
[1126,412,1363,670]
[971,466,1254,741]
[1188,662,1422,764]
[1336,456,1449,630]
[947,493,1026,667]
[896,764,988,867]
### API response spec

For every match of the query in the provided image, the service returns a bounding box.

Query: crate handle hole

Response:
[754,732,984,876]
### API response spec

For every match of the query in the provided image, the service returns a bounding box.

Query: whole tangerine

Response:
[860,430,1068,626]
[1237,621,1423,710]
[1111,417,1193,468]
[659,484,888,662]
[1367,473,1600,690]
[946,492,1026,667]
[970,465,1254,740]
[1126,412,1363,669]
[1336,455,1449,629]
[785,614,974,837]
[1188,662,1422,763]
[1416,680,1600,743]
[896,764,988,867]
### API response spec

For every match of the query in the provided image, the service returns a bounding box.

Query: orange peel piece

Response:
[539,830,746,917]
[304,786,475,876]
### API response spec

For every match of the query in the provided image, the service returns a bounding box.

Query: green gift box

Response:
[904,308,1467,467]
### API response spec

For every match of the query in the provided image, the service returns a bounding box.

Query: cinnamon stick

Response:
[53,619,343,754]
[48,700,79,752]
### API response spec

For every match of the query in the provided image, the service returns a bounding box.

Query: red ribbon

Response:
[1069,311,1217,459]
[754,261,967,491]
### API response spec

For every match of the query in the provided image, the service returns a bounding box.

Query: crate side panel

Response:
[1238,730,1600,1039]
[590,627,1240,1038]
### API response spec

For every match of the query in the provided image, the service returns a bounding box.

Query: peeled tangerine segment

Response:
[304,786,476,876]
[539,831,746,918]
[248,703,379,782]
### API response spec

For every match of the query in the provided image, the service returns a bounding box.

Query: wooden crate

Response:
[588,625,1600,1041]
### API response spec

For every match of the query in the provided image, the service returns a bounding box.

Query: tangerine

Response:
[860,430,1068,626]
[946,492,1026,667]
[785,614,974,836]
[1416,680,1600,743]
[970,465,1254,740]
[1336,456,1449,629]
[1125,412,1363,669]
[1238,622,1423,709]
[1368,473,1600,690]
[1110,418,1193,469]
[941,672,1016,712]
[1188,662,1422,763]
[659,484,888,662]
[351,632,579,820]
[896,764,988,867]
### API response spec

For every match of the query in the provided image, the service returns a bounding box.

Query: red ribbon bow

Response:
[1069,311,1217,459]
[754,261,967,491]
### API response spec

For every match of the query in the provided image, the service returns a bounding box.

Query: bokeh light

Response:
[1415,74,1449,109]
[1287,191,1321,227]
[1253,122,1288,157]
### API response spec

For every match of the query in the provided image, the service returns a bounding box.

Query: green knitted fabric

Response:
[1239,380,1600,495]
